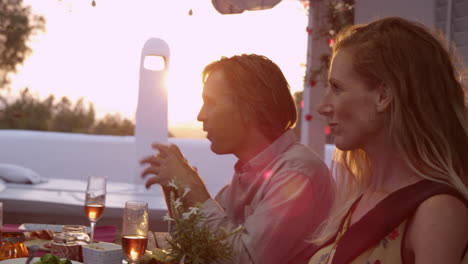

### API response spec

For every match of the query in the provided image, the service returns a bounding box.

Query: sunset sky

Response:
[9,0,308,129]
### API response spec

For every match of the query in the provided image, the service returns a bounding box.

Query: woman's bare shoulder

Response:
[418,193,467,211]
[406,194,468,263]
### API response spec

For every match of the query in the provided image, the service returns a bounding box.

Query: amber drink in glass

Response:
[84,176,107,243]
[122,201,148,264]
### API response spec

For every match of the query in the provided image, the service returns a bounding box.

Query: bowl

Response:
[82,242,122,264]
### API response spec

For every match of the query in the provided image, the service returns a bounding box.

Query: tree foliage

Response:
[0,88,52,130]
[0,88,135,135]
[0,0,45,88]
[0,0,129,135]
[298,0,354,144]
[308,0,355,84]
[93,114,134,136]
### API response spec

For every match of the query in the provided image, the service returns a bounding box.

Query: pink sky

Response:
[9,0,308,127]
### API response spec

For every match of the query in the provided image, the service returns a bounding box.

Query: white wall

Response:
[0,130,334,196]
[0,130,136,182]
[0,130,237,196]
[135,38,171,179]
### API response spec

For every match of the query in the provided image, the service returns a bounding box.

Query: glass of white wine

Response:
[84,176,107,243]
[122,200,148,264]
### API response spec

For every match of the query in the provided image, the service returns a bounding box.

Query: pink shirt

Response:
[200,130,335,264]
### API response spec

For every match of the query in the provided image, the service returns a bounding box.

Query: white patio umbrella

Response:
[211,0,283,14]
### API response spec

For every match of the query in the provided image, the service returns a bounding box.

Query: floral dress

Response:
[308,180,468,264]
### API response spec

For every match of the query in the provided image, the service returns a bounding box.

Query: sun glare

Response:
[11,0,308,134]
[143,55,166,71]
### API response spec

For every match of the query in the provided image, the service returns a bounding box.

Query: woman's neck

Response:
[365,142,421,194]
[350,144,422,225]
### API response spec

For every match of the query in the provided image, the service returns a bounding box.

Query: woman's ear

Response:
[376,83,393,113]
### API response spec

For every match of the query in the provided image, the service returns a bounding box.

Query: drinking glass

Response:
[122,201,148,264]
[84,176,107,243]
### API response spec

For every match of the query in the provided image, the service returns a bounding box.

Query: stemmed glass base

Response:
[89,221,96,243]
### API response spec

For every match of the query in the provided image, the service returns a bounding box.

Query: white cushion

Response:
[0,178,5,192]
[0,163,47,184]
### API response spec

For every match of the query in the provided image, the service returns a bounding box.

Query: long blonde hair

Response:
[311,17,468,245]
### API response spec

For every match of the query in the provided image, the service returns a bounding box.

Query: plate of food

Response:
[23,230,55,252]
[19,224,90,233]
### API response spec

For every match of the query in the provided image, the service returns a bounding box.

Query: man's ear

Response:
[376,83,393,113]
[239,103,256,125]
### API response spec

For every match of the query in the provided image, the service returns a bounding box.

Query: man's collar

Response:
[234,130,297,173]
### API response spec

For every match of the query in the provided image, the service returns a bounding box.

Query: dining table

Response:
[0,224,171,264]
[1,224,118,257]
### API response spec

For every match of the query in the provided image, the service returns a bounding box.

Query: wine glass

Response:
[84,176,107,243]
[122,200,149,264]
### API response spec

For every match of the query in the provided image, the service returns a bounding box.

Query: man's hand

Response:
[140,143,211,206]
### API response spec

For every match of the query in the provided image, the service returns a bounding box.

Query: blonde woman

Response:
[308,17,468,264]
